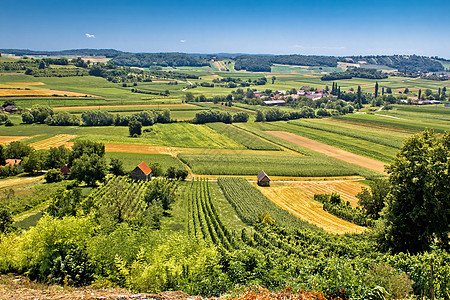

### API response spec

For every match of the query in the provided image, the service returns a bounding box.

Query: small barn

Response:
[60,164,70,177]
[130,161,152,181]
[257,170,271,186]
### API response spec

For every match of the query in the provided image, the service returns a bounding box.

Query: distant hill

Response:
[111,53,209,68]
[339,55,445,73]
[0,49,123,57]
[0,49,447,72]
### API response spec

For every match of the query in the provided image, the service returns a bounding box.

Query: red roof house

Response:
[130,161,152,181]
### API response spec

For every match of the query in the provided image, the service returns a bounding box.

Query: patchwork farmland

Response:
[1,53,449,299]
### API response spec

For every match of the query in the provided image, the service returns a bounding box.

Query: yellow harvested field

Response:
[289,180,367,207]
[30,134,77,150]
[254,182,366,234]
[0,136,29,145]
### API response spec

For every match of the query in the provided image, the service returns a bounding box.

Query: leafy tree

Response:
[418,89,422,100]
[255,110,265,122]
[404,87,409,94]
[165,166,176,179]
[0,208,13,233]
[69,140,105,164]
[5,141,34,159]
[149,162,163,177]
[175,169,188,181]
[109,158,126,176]
[441,87,446,100]
[46,145,70,169]
[374,82,379,98]
[232,112,249,123]
[2,100,15,107]
[45,168,64,183]
[356,179,389,219]
[128,120,142,136]
[21,111,34,124]
[378,130,450,253]
[47,188,83,218]
[143,179,177,211]
[184,92,194,102]
[70,153,107,186]
[0,145,5,166]
[357,86,362,109]
[4,119,13,127]
[22,150,46,173]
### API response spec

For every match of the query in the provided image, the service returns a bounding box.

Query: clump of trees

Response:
[375,130,450,253]
[321,68,388,81]
[193,110,234,124]
[255,107,316,122]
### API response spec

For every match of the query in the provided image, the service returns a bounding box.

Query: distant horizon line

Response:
[1,48,448,60]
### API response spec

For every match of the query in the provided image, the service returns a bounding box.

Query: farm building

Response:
[60,164,70,177]
[3,159,23,173]
[130,161,152,181]
[257,170,271,186]
[264,100,286,106]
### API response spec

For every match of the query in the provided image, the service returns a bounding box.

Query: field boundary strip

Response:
[266,131,387,174]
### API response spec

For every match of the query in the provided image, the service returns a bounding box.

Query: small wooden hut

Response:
[257,170,271,186]
[130,161,152,181]
[60,164,70,177]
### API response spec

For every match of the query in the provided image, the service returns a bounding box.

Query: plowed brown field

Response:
[254,181,366,234]
[266,131,387,174]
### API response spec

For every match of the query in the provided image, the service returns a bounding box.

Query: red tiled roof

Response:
[4,159,21,166]
[137,161,152,175]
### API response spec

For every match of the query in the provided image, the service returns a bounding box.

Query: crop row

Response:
[288,119,406,149]
[216,177,375,258]
[86,176,149,216]
[178,153,357,177]
[186,179,237,251]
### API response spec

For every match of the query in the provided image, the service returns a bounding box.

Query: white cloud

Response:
[180,39,186,43]
[85,33,96,39]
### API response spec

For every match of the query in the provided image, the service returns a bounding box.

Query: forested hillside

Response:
[339,55,445,72]
[111,53,209,68]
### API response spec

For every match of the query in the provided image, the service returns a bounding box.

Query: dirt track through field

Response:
[266,131,387,174]
[0,175,44,189]
[254,182,366,234]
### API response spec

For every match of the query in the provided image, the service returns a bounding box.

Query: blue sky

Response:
[1,0,450,58]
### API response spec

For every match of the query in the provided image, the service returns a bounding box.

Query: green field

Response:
[178,152,359,177]
[206,123,281,151]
